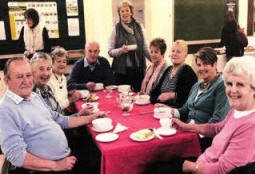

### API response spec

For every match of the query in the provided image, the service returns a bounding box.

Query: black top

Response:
[67,57,114,90]
[150,64,197,108]
[219,21,248,59]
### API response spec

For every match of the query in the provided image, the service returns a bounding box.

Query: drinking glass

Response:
[105,88,112,98]
[120,96,134,116]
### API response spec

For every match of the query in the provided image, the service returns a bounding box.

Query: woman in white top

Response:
[18,8,51,58]
[48,47,80,110]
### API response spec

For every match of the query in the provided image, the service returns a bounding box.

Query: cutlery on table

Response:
[149,128,163,140]
[139,111,153,115]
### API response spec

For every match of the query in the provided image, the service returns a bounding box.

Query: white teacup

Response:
[92,118,112,132]
[154,107,172,119]
[160,118,172,129]
[118,85,131,93]
[127,44,137,51]
[81,102,99,113]
[95,83,104,90]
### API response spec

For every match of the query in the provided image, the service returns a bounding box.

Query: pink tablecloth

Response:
[76,90,201,174]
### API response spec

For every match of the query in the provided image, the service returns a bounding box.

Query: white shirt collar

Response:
[233,109,255,119]
[6,89,36,104]
[83,57,100,68]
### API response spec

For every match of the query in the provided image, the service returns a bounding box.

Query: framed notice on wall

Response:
[8,2,59,40]
[66,0,78,16]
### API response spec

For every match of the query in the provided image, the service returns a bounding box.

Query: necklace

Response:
[199,81,210,90]
[53,73,63,89]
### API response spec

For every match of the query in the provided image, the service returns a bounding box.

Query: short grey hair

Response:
[30,52,52,70]
[223,56,255,88]
[4,57,29,79]
[51,47,68,62]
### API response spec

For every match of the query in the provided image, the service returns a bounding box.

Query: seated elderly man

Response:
[0,57,104,174]
[67,41,114,91]
[31,52,88,115]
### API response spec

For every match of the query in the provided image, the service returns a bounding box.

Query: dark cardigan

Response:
[67,57,114,90]
[150,64,197,108]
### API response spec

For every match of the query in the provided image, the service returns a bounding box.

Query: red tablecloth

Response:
[76,90,201,174]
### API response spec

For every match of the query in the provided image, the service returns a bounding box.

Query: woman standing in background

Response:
[220,11,248,61]
[18,8,51,58]
[108,0,150,92]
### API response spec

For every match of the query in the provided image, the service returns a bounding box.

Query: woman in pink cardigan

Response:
[173,56,255,174]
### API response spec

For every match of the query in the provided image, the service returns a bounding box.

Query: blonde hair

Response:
[174,40,188,54]
[117,0,134,15]
[223,56,255,88]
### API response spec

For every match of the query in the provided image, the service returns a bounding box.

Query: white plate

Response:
[153,114,170,119]
[156,127,176,136]
[78,90,90,98]
[130,129,155,142]
[92,125,113,133]
[92,96,99,101]
[96,133,119,143]
[106,85,118,90]
[135,100,150,105]
[94,87,104,91]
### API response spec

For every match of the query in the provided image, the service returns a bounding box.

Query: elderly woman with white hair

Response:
[48,47,81,112]
[155,56,255,174]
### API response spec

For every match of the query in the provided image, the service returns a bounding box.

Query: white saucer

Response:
[94,87,104,91]
[92,125,113,133]
[96,133,119,143]
[153,114,170,119]
[156,127,176,136]
[92,96,99,101]
[135,100,150,105]
[106,85,118,90]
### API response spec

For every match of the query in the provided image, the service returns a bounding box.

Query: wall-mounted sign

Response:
[66,0,78,16]
[8,2,59,40]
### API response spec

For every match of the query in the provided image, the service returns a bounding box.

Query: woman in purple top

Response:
[145,56,255,174]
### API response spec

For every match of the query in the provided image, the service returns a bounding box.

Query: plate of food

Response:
[84,95,99,102]
[106,85,118,90]
[134,95,150,105]
[130,129,155,142]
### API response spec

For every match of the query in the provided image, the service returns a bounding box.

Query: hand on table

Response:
[88,111,110,122]
[68,90,81,103]
[86,82,96,91]
[78,105,94,116]
[172,118,188,131]
[54,156,77,171]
